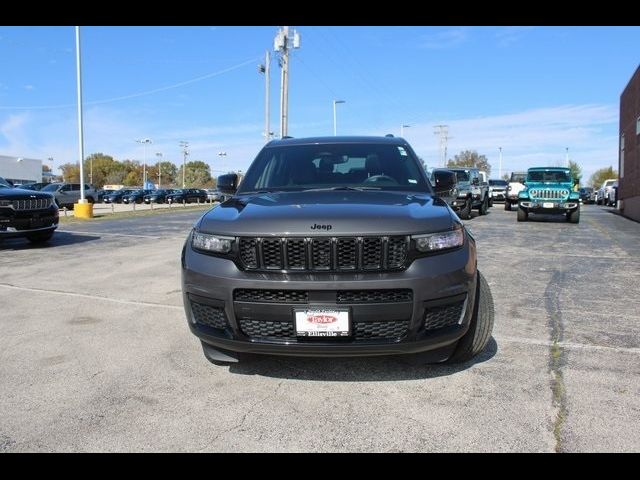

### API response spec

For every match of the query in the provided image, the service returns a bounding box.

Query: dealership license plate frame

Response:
[543,202,554,209]
[294,307,351,337]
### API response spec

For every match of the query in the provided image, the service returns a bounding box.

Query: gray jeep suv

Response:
[181,136,493,365]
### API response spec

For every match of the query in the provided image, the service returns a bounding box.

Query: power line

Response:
[0,56,262,110]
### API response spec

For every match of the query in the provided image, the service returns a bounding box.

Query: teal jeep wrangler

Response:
[517,167,580,223]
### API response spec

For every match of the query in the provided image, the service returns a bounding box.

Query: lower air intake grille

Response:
[423,301,465,330]
[190,302,228,330]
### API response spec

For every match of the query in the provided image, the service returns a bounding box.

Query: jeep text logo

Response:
[310,224,332,231]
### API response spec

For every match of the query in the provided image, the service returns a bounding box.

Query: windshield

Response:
[41,184,61,192]
[510,173,526,183]
[451,171,470,182]
[489,180,507,186]
[238,143,431,194]
[0,177,11,188]
[527,170,571,183]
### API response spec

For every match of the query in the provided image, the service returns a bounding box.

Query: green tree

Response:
[82,153,119,188]
[568,160,582,187]
[177,160,211,187]
[58,163,80,182]
[447,150,491,176]
[151,161,178,187]
[501,173,510,181]
[589,166,618,189]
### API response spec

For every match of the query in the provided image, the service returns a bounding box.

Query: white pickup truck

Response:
[504,172,527,211]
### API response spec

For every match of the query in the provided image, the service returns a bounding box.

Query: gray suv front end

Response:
[181,137,493,364]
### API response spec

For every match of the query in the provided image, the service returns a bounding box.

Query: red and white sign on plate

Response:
[295,308,350,337]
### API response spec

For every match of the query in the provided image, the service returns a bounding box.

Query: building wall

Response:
[0,155,43,184]
[619,65,640,221]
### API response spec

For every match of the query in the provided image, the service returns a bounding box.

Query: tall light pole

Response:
[258,51,273,141]
[499,147,503,179]
[136,138,152,187]
[75,26,86,203]
[401,124,411,137]
[333,100,345,136]
[179,141,189,188]
[434,125,449,167]
[274,26,301,138]
[565,147,569,167]
[155,152,163,188]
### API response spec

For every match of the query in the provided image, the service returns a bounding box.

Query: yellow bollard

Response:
[74,201,94,219]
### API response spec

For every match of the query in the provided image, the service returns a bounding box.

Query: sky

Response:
[0,25,638,182]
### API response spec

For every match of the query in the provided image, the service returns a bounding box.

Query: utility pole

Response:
[155,152,163,188]
[258,51,272,141]
[136,138,152,187]
[434,125,449,167]
[499,147,503,179]
[75,26,86,203]
[333,100,345,136]
[565,147,569,167]
[179,141,189,188]
[401,124,411,137]
[274,26,300,138]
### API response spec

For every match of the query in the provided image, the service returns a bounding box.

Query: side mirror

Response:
[433,171,456,196]
[217,173,239,195]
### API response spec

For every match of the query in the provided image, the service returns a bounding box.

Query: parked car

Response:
[205,189,223,202]
[40,182,99,209]
[123,189,154,204]
[0,176,58,243]
[166,188,208,204]
[505,172,527,211]
[578,187,595,204]
[103,189,137,204]
[429,169,463,216]
[607,181,619,207]
[488,179,508,203]
[516,167,581,223]
[447,168,490,218]
[97,189,117,203]
[182,135,494,366]
[596,179,617,206]
[143,189,177,204]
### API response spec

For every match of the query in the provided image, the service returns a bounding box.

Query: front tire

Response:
[447,271,494,363]
[505,201,511,211]
[479,196,488,215]
[460,198,472,220]
[567,207,580,223]
[517,207,528,222]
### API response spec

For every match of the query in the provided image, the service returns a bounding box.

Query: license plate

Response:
[543,202,554,209]
[294,308,350,337]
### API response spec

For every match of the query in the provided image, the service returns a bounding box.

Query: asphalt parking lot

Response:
[1,204,638,452]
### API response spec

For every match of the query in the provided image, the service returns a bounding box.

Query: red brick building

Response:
[619,65,640,222]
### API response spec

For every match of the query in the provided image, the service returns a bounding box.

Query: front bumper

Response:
[491,191,506,201]
[519,201,579,213]
[181,234,478,357]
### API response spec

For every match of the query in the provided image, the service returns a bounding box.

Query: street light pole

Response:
[401,124,411,137]
[155,152,162,188]
[75,26,86,203]
[259,50,271,141]
[499,147,503,179]
[565,147,569,167]
[179,141,189,188]
[333,100,345,136]
[136,138,152,187]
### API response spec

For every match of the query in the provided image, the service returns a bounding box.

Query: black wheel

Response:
[86,196,94,204]
[26,231,54,243]
[504,201,511,211]
[567,207,580,224]
[489,198,493,208]
[517,207,528,222]
[459,198,472,219]
[479,196,488,215]
[447,271,494,363]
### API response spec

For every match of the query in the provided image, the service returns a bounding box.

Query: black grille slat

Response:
[262,238,283,269]
[354,321,409,340]
[337,238,357,270]
[423,301,465,330]
[7,198,53,211]
[190,302,228,329]
[238,235,408,272]
[239,238,258,269]
[234,289,308,303]
[337,289,412,303]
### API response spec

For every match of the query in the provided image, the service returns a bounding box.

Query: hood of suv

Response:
[0,186,54,200]
[198,191,456,236]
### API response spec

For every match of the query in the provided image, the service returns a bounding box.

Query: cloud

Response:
[421,28,469,49]
[398,104,618,181]
[23,85,34,91]
[495,26,536,47]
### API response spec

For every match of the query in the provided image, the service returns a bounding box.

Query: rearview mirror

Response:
[217,173,239,195]
[433,170,456,196]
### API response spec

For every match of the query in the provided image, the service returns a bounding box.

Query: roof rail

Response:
[385,134,394,137]
[282,135,294,139]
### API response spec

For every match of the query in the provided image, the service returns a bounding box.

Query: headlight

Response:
[412,227,464,252]
[191,231,234,253]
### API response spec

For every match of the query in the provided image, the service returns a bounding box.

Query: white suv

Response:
[597,179,617,206]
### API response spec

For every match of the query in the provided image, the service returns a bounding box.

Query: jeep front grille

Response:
[0,198,54,210]
[238,236,409,272]
[528,189,569,200]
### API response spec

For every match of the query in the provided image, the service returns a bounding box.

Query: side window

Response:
[71,184,81,191]
[60,184,72,192]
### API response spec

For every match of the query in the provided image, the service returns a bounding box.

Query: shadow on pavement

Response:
[0,231,101,250]
[225,337,498,381]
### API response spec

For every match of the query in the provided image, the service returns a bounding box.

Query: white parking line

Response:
[495,334,640,355]
[0,283,183,310]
